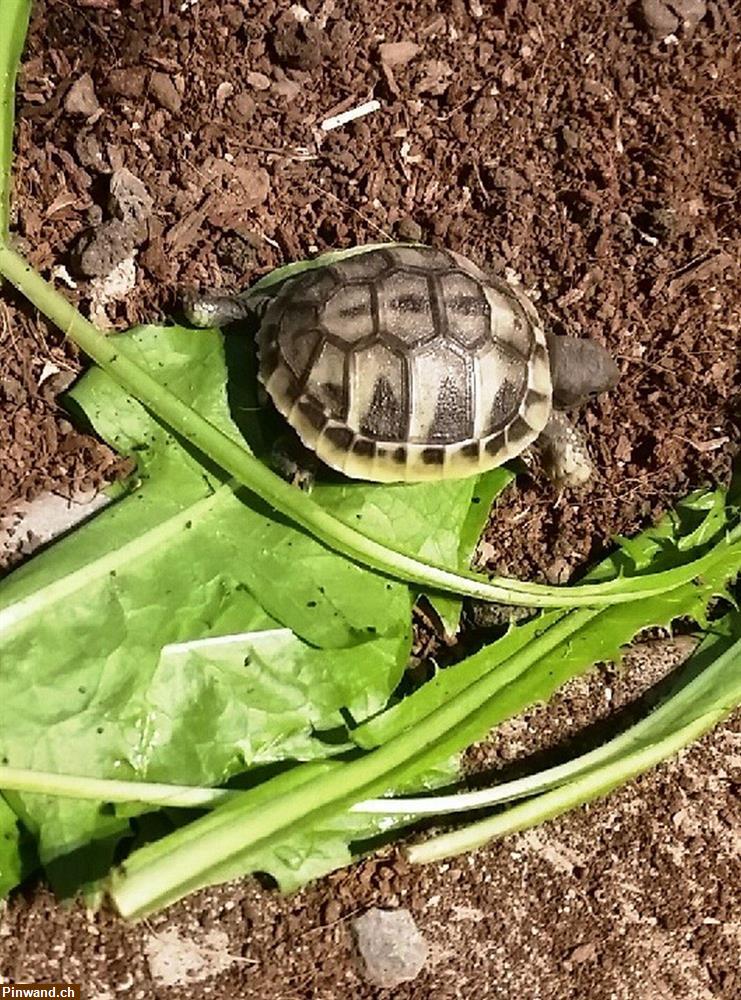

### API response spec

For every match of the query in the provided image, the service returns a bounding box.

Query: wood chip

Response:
[667,251,735,297]
[689,436,730,453]
[379,41,421,67]
[45,190,79,216]
[165,204,207,252]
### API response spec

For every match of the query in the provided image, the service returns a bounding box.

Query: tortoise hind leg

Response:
[271,432,320,492]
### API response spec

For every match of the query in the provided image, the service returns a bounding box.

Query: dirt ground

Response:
[1,0,739,997]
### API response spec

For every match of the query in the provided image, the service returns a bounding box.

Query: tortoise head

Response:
[547,333,620,410]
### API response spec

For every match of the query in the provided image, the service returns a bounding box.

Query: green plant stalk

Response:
[0,243,737,608]
[3,618,739,823]
[407,629,741,859]
[0,0,30,236]
[110,517,741,918]
[360,629,741,815]
[406,709,729,864]
[0,766,236,808]
[0,761,338,818]
[108,607,605,916]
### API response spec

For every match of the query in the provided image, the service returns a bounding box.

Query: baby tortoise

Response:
[187,245,619,487]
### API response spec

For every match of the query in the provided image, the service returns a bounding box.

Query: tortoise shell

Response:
[257,245,552,482]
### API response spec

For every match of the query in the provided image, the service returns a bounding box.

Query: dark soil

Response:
[1,0,739,996]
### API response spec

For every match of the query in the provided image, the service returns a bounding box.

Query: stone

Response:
[669,0,707,29]
[109,167,153,229]
[150,71,182,113]
[215,81,235,109]
[379,41,421,67]
[74,219,136,278]
[396,217,423,242]
[639,0,679,38]
[246,71,271,91]
[74,132,107,173]
[352,908,428,989]
[64,73,99,116]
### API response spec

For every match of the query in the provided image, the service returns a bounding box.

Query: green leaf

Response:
[352,489,741,750]
[107,488,741,917]
[142,627,407,771]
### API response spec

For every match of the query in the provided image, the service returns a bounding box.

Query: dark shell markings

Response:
[257,246,552,482]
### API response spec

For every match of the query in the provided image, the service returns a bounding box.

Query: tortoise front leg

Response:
[535,411,594,488]
[184,289,264,328]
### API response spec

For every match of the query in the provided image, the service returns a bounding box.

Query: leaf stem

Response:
[0,766,234,808]
[406,709,728,863]
[0,243,736,608]
[0,0,30,236]
[360,631,741,816]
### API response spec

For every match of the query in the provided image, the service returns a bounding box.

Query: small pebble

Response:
[567,942,598,965]
[670,0,707,29]
[229,93,257,122]
[396,217,423,242]
[109,167,153,229]
[352,908,428,989]
[74,132,107,173]
[74,219,135,278]
[215,81,234,109]
[247,71,271,91]
[639,0,678,37]
[150,71,182,113]
[64,74,99,116]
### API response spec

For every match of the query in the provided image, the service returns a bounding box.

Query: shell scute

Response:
[376,270,436,349]
[439,272,491,350]
[408,340,474,444]
[350,341,408,441]
[277,319,321,380]
[322,283,375,342]
[259,245,552,482]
